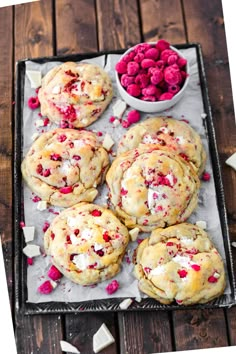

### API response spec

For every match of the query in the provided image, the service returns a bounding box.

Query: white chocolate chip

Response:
[93,323,115,353]
[196,220,207,230]
[102,133,115,151]
[60,340,80,354]
[50,280,58,289]
[213,272,220,279]
[35,119,44,128]
[51,85,61,94]
[26,70,42,88]
[37,201,47,211]
[113,118,120,127]
[23,244,41,258]
[112,99,127,118]
[22,226,35,243]
[129,227,140,242]
[119,298,133,310]
[225,152,236,171]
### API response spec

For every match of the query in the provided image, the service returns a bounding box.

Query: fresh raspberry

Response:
[38,280,55,294]
[164,66,182,85]
[121,74,135,87]
[168,85,180,94]
[191,264,201,271]
[150,69,163,85]
[127,110,141,124]
[178,57,187,68]
[123,51,135,63]
[127,61,140,76]
[28,96,40,109]
[156,39,170,52]
[142,84,158,97]
[134,52,145,63]
[122,120,130,128]
[135,43,151,53]
[27,258,33,266]
[115,61,127,74]
[47,265,63,281]
[159,92,174,101]
[59,186,73,194]
[127,84,141,97]
[178,269,188,278]
[106,280,119,295]
[160,49,177,63]
[43,221,50,233]
[50,153,62,161]
[91,209,102,217]
[167,54,178,65]
[141,95,156,102]
[202,172,211,181]
[141,58,156,69]
[145,47,159,60]
[135,73,149,89]
[103,231,111,242]
[155,60,165,71]
[208,275,218,283]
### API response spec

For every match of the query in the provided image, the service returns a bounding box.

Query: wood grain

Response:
[119,311,173,354]
[226,307,236,345]
[96,0,140,51]
[56,0,98,55]
[140,0,186,43]
[0,5,13,307]
[173,309,229,350]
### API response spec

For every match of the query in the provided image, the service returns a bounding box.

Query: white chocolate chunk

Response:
[51,280,58,289]
[37,201,47,211]
[72,253,90,270]
[129,227,139,242]
[102,133,115,151]
[112,99,127,118]
[26,70,42,88]
[196,220,207,230]
[35,119,44,128]
[93,323,115,353]
[213,272,220,279]
[113,118,120,127]
[60,340,80,354]
[201,113,207,119]
[51,85,61,94]
[70,234,80,245]
[22,226,35,243]
[232,242,236,248]
[119,298,133,310]
[31,132,39,141]
[23,244,41,258]
[225,152,236,171]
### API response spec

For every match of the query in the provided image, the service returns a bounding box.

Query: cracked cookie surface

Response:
[44,203,130,285]
[21,128,109,207]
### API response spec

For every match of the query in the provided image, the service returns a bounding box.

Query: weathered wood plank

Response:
[56,0,98,55]
[96,0,140,50]
[226,307,236,345]
[0,5,13,309]
[140,0,186,43]
[119,311,173,354]
[14,2,64,353]
[173,309,229,350]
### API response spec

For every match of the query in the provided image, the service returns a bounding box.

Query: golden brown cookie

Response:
[44,203,130,285]
[38,62,113,128]
[118,117,206,175]
[21,129,109,207]
[133,223,226,305]
[106,145,200,231]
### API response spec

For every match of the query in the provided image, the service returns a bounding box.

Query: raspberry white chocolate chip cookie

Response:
[44,203,130,285]
[21,129,109,207]
[118,117,206,176]
[38,62,113,128]
[133,223,226,305]
[106,145,200,232]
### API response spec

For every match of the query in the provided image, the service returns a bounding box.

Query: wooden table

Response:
[0,0,235,353]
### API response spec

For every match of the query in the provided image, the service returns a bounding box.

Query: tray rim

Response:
[14,42,236,315]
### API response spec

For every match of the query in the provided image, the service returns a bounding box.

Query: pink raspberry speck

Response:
[122,120,130,128]
[97,131,103,137]
[159,92,174,101]
[178,269,188,278]
[127,84,141,97]
[28,96,40,109]
[141,58,156,69]
[32,195,41,203]
[20,221,25,228]
[59,186,73,194]
[156,39,170,52]
[137,238,144,244]
[106,280,119,295]
[91,209,102,217]
[43,169,51,177]
[43,221,50,233]
[50,153,62,161]
[57,134,67,142]
[208,275,218,283]
[144,267,151,274]
[121,74,135,87]
[202,172,211,181]
[109,116,116,123]
[27,258,33,266]
[191,264,201,271]
[121,188,128,196]
[115,61,127,74]
[43,118,50,126]
[135,74,149,89]
[103,231,111,242]
[145,47,159,60]
[127,61,139,76]
[48,265,63,281]
[38,280,54,295]
[127,110,141,125]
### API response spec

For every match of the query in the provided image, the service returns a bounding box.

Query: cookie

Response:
[21,129,109,207]
[118,117,206,175]
[38,62,113,128]
[44,203,130,285]
[106,145,200,231]
[133,223,226,305]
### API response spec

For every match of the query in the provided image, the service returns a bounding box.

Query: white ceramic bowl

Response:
[115,43,190,113]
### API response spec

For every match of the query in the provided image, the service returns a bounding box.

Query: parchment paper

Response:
[22,48,230,303]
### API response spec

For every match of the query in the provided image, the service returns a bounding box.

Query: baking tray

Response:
[14,43,236,314]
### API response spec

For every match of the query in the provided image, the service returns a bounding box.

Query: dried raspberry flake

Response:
[59,186,73,194]
[43,221,50,233]
[70,253,78,261]
[28,96,40,109]
[32,195,41,203]
[166,242,174,247]
[20,221,25,228]
[103,231,111,242]
[88,263,98,269]
[91,209,102,217]
[50,232,55,240]
[72,155,81,161]
[106,280,119,295]
[121,188,128,196]
[43,169,51,177]
[137,238,144,244]
[185,248,198,255]
[97,131,103,137]
[144,267,151,274]
[43,117,50,126]
[95,249,104,257]
[27,257,33,266]
[176,299,183,304]
[57,134,67,142]
[50,153,62,161]
[38,280,54,294]
[65,70,77,77]
[109,116,116,123]
[208,275,218,283]
[179,152,189,161]
[74,229,80,235]
[180,119,189,124]
[191,264,201,271]
[202,172,211,181]
[66,235,72,244]
[36,164,43,175]
[122,120,130,128]
[178,269,188,278]
[48,265,63,281]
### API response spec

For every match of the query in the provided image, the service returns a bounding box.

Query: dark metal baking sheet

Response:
[14,43,236,315]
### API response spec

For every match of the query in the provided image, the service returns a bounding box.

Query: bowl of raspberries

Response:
[115,39,189,112]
